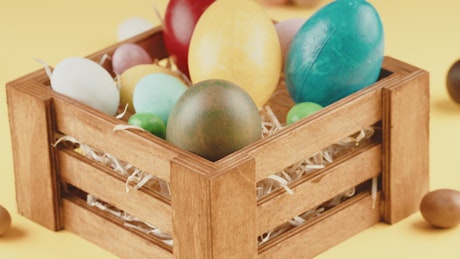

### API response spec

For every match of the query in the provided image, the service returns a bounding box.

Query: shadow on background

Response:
[432,98,460,115]
[412,218,457,234]
[1,225,26,241]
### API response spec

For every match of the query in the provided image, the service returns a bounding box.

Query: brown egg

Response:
[420,189,460,228]
[446,59,460,104]
[0,205,12,236]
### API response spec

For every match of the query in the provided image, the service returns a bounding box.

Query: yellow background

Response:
[1,0,460,258]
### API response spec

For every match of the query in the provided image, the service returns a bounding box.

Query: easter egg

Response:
[51,57,120,115]
[167,79,262,161]
[285,0,384,107]
[420,189,460,228]
[274,18,306,69]
[446,59,460,104]
[119,64,184,113]
[286,102,323,125]
[0,205,11,236]
[112,43,153,75]
[133,73,187,123]
[128,113,166,139]
[117,17,153,41]
[188,0,282,108]
[163,0,214,77]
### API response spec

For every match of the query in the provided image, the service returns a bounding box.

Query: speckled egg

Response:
[166,79,262,161]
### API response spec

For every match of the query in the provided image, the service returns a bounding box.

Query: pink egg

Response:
[275,18,307,68]
[112,43,153,75]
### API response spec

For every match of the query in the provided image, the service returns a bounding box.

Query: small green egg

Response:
[286,102,323,125]
[128,113,166,139]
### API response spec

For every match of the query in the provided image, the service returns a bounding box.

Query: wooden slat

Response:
[209,157,258,258]
[6,81,61,230]
[170,157,213,259]
[382,68,430,223]
[58,149,173,235]
[258,192,381,259]
[63,198,173,259]
[257,143,381,235]
[247,74,401,182]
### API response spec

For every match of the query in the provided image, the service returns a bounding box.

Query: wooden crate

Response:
[5,26,429,258]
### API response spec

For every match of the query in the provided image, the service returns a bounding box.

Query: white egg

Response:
[117,17,153,41]
[50,57,120,115]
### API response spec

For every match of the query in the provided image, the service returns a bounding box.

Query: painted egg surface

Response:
[119,64,183,113]
[51,57,120,115]
[112,43,152,75]
[163,0,214,77]
[188,0,282,108]
[133,73,188,124]
[285,0,384,107]
[166,79,262,162]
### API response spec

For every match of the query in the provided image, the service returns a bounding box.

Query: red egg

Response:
[163,0,214,78]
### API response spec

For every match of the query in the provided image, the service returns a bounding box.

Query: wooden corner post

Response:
[6,80,62,230]
[381,69,430,223]
[170,156,257,258]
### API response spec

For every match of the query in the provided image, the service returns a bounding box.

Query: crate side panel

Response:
[249,79,391,182]
[52,95,178,183]
[382,70,430,223]
[258,193,381,259]
[59,149,173,235]
[6,82,61,230]
[63,198,173,259]
[257,143,381,235]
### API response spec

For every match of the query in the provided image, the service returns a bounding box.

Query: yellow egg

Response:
[119,64,183,113]
[188,0,281,108]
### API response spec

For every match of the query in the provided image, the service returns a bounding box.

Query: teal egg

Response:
[128,113,166,139]
[286,102,323,125]
[133,73,187,123]
[285,0,384,106]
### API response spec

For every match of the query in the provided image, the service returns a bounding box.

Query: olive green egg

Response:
[166,79,262,161]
